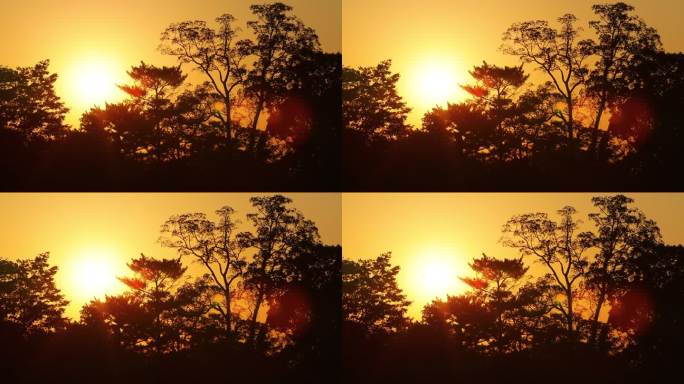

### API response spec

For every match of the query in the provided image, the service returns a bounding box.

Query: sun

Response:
[405,55,468,112]
[406,246,468,303]
[66,246,125,301]
[64,55,125,109]
[419,260,455,297]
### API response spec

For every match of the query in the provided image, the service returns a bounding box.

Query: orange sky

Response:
[343,0,684,125]
[0,193,341,319]
[342,193,684,318]
[0,0,341,126]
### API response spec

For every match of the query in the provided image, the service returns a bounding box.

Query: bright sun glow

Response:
[67,247,125,301]
[406,246,467,303]
[64,55,126,109]
[420,260,455,296]
[406,55,467,112]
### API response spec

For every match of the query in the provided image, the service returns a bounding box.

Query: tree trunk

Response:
[566,287,574,337]
[590,287,608,345]
[590,104,606,157]
[248,285,266,347]
[567,96,575,141]
[224,95,232,148]
[224,287,233,340]
[249,96,265,155]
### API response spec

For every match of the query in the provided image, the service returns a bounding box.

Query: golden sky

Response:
[342,193,684,318]
[0,193,341,319]
[343,0,684,125]
[0,0,341,126]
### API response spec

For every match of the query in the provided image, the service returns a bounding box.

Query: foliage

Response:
[343,195,684,383]
[0,253,68,335]
[1,195,338,383]
[160,206,246,340]
[342,252,411,335]
[502,206,590,336]
[0,3,339,191]
[343,2,684,191]
[342,60,411,141]
[0,60,69,142]
[239,195,321,349]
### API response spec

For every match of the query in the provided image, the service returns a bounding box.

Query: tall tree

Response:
[423,254,546,353]
[115,254,187,353]
[502,206,590,337]
[609,244,684,375]
[0,60,69,142]
[342,60,411,141]
[584,195,661,345]
[585,2,661,156]
[425,62,530,161]
[160,206,246,341]
[83,62,189,161]
[503,14,592,143]
[160,13,248,147]
[342,252,411,335]
[242,2,320,149]
[461,254,529,344]
[239,194,321,348]
[266,245,341,381]
[0,253,68,335]
[266,51,342,188]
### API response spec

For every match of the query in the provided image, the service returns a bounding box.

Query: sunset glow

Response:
[343,0,684,125]
[66,246,126,301]
[342,193,684,318]
[1,0,340,126]
[418,258,459,297]
[407,56,466,111]
[0,193,340,319]
[64,55,126,109]
[406,247,467,303]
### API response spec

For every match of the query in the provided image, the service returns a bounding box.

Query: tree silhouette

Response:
[342,60,411,141]
[611,50,684,183]
[81,255,189,354]
[118,254,187,353]
[342,252,410,335]
[160,13,247,146]
[0,60,69,142]
[343,195,684,384]
[423,62,533,161]
[585,2,661,157]
[583,195,662,347]
[0,253,68,335]
[502,14,591,144]
[160,206,246,342]
[343,2,684,191]
[241,2,320,152]
[239,194,321,349]
[267,244,341,382]
[502,207,589,337]
[610,244,684,380]
[1,3,339,191]
[422,254,556,353]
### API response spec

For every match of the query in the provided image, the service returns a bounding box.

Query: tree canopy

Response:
[343,194,684,384]
[1,195,340,384]
[343,2,684,191]
[0,2,340,191]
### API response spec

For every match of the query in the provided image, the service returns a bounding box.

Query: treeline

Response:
[0,2,340,191]
[344,2,684,190]
[343,195,684,383]
[0,195,341,384]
